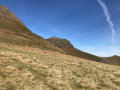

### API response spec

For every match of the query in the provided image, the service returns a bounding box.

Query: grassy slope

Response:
[0,20,64,53]
[0,43,120,90]
[61,47,102,62]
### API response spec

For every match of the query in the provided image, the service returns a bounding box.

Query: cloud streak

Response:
[97,0,115,43]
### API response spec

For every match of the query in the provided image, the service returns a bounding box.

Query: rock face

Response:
[0,5,25,26]
[47,37,73,48]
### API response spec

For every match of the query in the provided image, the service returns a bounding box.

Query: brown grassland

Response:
[0,42,120,90]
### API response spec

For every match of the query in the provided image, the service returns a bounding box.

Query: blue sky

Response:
[1,0,120,57]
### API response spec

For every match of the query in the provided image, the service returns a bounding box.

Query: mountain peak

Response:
[47,37,73,48]
[0,5,25,26]
[0,5,8,10]
[51,36,58,39]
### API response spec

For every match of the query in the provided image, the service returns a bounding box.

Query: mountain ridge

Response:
[0,5,64,53]
[0,5,25,26]
[47,37,120,65]
[47,37,102,62]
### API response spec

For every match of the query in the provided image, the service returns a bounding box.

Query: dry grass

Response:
[0,43,120,90]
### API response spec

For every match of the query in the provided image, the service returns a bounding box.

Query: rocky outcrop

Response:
[47,37,73,48]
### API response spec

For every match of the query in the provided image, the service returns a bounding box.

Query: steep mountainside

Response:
[0,5,64,53]
[47,37,102,62]
[0,5,25,26]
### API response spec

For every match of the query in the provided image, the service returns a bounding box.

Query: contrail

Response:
[97,0,115,43]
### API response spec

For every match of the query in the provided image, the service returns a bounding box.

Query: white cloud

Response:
[97,0,116,44]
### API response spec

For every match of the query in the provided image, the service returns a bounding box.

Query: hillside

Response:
[102,55,120,66]
[0,5,64,53]
[1,43,120,90]
[47,37,102,62]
